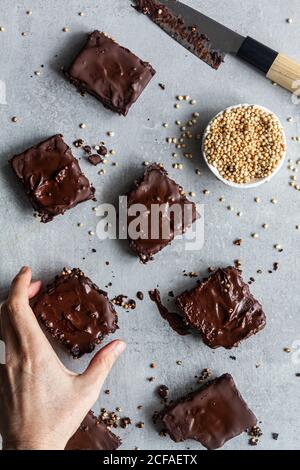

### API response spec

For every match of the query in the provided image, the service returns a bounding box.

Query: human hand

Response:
[0,266,126,450]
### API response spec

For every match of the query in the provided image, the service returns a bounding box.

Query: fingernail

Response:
[20,266,29,274]
[114,341,126,355]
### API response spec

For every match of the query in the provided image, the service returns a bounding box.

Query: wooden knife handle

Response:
[267,53,300,93]
[237,37,278,74]
[237,37,300,94]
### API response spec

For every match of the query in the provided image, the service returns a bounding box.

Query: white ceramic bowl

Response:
[202,104,287,189]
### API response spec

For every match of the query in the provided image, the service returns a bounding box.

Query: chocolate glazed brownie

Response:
[33,269,118,358]
[127,164,199,263]
[66,31,156,116]
[10,134,95,223]
[161,374,257,450]
[65,411,121,451]
[176,267,266,349]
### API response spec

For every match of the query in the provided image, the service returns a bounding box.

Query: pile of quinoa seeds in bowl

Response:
[202,104,286,188]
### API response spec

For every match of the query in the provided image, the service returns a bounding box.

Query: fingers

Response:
[29,280,42,299]
[9,266,32,303]
[6,267,48,350]
[81,340,126,389]
[0,304,20,361]
[0,303,3,341]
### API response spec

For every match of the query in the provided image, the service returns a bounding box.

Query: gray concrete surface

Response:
[0,0,300,451]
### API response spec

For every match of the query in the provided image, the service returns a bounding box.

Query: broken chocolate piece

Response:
[97,145,108,156]
[83,145,92,154]
[136,291,144,300]
[88,154,103,166]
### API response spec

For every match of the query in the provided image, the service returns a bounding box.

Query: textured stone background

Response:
[0,0,300,450]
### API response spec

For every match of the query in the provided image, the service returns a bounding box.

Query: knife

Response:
[133,0,300,94]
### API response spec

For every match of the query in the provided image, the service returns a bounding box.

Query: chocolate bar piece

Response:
[88,154,103,166]
[65,411,121,450]
[127,164,198,263]
[33,268,118,358]
[161,374,257,450]
[176,267,266,348]
[67,31,156,116]
[10,135,95,223]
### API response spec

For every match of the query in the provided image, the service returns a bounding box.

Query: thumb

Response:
[81,340,126,388]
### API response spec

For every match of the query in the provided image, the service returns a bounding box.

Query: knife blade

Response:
[151,0,245,55]
[133,0,300,93]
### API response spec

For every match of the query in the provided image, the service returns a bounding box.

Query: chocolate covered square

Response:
[10,134,95,223]
[176,267,266,348]
[33,269,118,358]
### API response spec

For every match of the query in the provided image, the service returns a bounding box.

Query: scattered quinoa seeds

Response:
[204,105,285,184]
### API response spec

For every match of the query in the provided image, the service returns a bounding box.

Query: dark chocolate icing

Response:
[133,1,223,69]
[65,411,121,450]
[127,164,198,263]
[67,31,156,116]
[149,289,189,335]
[33,269,118,358]
[176,267,266,349]
[10,135,95,223]
[161,373,257,450]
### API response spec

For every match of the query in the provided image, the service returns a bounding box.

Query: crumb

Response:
[137,291,144,300]
[158,385,169,400]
